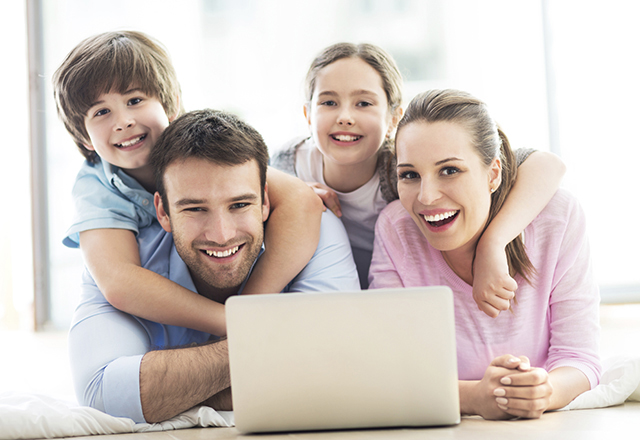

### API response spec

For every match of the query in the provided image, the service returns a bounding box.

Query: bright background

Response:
[1,0,639,331]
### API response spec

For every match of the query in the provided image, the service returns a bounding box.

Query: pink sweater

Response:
[369,189,601,388]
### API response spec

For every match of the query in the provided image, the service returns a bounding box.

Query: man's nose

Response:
[205,213,236,246]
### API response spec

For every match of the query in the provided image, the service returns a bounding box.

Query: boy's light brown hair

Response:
[52,31,184,163]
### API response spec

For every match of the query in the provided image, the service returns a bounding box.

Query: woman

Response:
[369,89,601,420]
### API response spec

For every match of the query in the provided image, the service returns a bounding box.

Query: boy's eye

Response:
[93,108,110,117]
[441,167,460,176]
[398,170,419,180]
[128,97,143,106]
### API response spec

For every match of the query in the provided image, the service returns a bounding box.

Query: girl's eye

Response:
[441,167,460,176]
[128,97,143,106]
[357,101,373,107]
[320,100,337,106]
[398,170,419,180]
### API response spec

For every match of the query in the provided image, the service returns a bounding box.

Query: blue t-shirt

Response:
[68,211,360,422]
[63,159,156,248]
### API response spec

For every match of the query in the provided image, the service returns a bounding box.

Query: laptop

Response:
[225,286,460,433]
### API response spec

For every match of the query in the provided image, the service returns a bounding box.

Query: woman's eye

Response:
[398,171,419,180]
[441,167,460,176]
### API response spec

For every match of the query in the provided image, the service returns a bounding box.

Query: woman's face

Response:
[395,121,501,253]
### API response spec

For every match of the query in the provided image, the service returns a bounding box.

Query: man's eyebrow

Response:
[230,193,259,203]
[174,198,207,207]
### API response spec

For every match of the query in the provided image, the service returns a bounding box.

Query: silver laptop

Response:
[226,286,460,433]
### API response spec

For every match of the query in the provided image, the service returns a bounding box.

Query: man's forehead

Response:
[164,158,262,202]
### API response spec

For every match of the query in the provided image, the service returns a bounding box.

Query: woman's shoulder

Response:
[536,188,584,225]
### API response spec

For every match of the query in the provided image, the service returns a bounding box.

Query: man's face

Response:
[155,158,269,297]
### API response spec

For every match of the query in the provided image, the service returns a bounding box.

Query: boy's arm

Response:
[473,151,566,317]
[241,167,324,294]
[80,228,226,336]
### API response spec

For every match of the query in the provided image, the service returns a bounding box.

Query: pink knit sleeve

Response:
[545,192,602,388]
[369,202,405,289]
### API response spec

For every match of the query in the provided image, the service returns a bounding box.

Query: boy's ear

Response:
[154,192,172,232]
[168,95,180,122]
[262,182,270,222]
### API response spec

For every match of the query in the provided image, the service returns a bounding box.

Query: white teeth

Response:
[333,134,360,142]
[116,135,145,147]
[205,246,239,258]
[423,210,458,223]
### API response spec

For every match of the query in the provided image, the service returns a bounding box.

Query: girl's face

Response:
[305,57,400,169]
[395,121,501,254]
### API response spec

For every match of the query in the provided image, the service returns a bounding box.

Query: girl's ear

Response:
[489,157,502,192]
[83,144,95,151]
[387,107,403,138]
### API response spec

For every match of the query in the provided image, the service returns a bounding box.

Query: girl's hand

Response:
[307,182,342,217]
[472,242,517,317]
[494,361,553,419]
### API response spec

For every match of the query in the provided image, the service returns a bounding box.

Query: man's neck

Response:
[193,281,239,305]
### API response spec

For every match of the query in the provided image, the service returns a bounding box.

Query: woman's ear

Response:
[489,157,502,192]
[154,192,172,232]
[303,104,311,126]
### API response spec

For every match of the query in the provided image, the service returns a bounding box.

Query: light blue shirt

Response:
[68,211,359,423]
[63,159,156,248]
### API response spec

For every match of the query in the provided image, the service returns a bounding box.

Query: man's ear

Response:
[154,192,172,232]
[262,182,270,222]
[489,157,502,193]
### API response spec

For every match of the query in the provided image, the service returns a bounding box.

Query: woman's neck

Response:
[441,241,478,286]
[322,154,378,193]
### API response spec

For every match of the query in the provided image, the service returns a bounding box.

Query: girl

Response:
[369,89,601,419]
[272,43,565,318]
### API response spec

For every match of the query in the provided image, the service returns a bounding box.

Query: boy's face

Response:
[83,87,172,172]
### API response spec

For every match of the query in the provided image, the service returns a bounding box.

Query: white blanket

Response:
[1,356,638,439]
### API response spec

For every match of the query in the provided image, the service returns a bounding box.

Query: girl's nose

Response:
[337,109,354,126]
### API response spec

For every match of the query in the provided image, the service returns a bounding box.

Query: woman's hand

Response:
[307,182,342,217]
[494,360,553,419]
[472,241,517,317]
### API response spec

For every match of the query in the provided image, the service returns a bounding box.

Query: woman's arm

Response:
[473,151,566,317]
[241,167,323,294]
[80,228,227,336]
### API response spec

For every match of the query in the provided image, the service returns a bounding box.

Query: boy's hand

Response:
[472,243,517,318]
[307,182,342,218]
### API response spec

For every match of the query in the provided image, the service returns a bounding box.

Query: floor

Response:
[1,303,639,403]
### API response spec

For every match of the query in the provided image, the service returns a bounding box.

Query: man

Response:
[68,109,360,423]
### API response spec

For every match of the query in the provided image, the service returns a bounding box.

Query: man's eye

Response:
[231,203,249,209]
[184,207,203,212]
[398,171,419,180]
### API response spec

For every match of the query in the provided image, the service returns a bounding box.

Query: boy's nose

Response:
[114,113,136,131]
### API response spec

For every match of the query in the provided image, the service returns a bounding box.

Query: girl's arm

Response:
[80,228,227,336]
[473,151,566,317]
[241,167,323,294]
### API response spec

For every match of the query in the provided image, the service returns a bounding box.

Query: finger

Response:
[494,383,551,400]
[497,403,543,419]
[490,354,523,369]
[517,356,531,371]
[322,195,342,217]
[485,295,511,312]
[496,395,549,418]
[478,301,500,318]
[500,368,548,386]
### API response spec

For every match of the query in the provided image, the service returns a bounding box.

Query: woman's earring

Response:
[490,187,496,193]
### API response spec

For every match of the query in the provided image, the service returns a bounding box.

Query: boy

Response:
[53,31,325,336]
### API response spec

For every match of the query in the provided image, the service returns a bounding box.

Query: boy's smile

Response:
[83,88,172,177]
